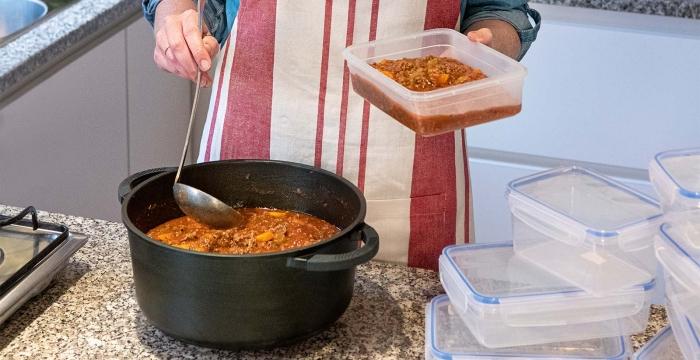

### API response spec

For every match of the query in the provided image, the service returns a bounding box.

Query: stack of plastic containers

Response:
[426,165,663,359]
[649,148,700,360]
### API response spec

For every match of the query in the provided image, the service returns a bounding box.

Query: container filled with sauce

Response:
[343,28,526,136]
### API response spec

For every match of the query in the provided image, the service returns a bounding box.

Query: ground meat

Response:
[371,55,487,92]
[146,208,339,254]
[351,74,522,136]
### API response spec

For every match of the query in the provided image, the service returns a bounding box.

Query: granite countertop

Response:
[0,205,670,358]
[530,0,700,19]
[0,0,140,104]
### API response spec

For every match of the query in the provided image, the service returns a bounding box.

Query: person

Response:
[142,0,540,270]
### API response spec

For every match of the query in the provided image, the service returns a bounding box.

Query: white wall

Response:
[468,4,700,169]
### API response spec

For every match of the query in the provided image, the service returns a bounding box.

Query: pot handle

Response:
[118,167,175,204]
[286,223,379,272]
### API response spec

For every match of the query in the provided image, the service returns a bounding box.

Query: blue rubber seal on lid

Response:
[507,167,662,236]
[442,243,655,304]
[654,148,700,199]
[428,295,629,359]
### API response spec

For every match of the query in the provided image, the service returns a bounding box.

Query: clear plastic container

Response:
[507,166,663,295]
[655,213,700,304]
[426,295,631,359]
[666,295,700,360]
[649,148,700,212]
[343,28,526,136]
[633,326,685,360]
[439,243,653,348]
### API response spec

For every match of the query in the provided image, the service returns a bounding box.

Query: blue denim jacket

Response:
[143,0,540,60]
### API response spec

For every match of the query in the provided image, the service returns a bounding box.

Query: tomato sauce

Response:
[147,208,339,254]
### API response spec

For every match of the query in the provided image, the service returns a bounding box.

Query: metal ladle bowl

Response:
[172,0,243,229]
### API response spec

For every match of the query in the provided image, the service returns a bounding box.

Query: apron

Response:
[197,0,472,270]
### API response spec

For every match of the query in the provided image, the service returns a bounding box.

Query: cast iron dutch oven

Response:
[118,160,379,349]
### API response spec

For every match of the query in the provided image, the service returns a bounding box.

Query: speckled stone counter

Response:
[0,205,669,358]
[530,0,700,19]
[0,0,139,102]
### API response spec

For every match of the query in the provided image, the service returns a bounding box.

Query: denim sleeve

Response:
[141,0,229,45]
[142,0,162,27]
[461,0,541,60]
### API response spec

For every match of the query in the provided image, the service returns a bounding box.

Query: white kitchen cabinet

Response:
[0,19,191,221]
[0,33,128,221]
[126,20,192,174]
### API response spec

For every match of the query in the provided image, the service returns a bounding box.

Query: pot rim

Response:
[120,159,368,259]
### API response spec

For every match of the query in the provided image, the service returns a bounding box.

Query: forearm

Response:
[154,0,196,32]
[466,19,521,60]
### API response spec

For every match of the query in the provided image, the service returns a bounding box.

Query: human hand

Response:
[465,20,520,59]
[466,28,494,47]
[153,7,219,87]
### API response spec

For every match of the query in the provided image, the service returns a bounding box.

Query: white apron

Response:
[197,0,472,270]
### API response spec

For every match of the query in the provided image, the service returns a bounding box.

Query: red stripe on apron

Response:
[407,0,461,270]
[461,129,470,243]
[204,39,233,162]
[335,0,357,176]
[314,0,334,168]
[219,0,277,160]
[357,0,380,191]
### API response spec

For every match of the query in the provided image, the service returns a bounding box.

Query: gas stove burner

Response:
[0,206,87,325]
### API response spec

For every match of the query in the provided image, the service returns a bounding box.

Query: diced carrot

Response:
[437,74,449,85]
[266,211,286,218]
[255,231,274,242]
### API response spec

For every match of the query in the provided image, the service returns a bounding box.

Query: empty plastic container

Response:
[426,295,631,359]
[656,213,700,306]
[666,297,700,360]
[633,326,685,360]
[439,243,652,348]
[649,148,700,212]
[343,28,526,136]
[507,166,663,295]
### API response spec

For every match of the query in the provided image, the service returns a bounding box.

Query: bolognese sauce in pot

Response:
[147,209,339,254]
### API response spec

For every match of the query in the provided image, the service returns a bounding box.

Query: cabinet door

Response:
[126,19,192,173]
[0,34,127,221]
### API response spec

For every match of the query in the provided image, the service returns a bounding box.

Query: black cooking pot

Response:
[118,160,379,349]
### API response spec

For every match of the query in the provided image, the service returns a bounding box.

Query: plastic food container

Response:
[656,214,700,310]
[343,28,526,136]
[633,326,685,360]
[649,148,700,212]
[507,166,663,295]
[666,294,700,360]
[664,252,700,359]
[439,243,653,348]
[426,295,631,359]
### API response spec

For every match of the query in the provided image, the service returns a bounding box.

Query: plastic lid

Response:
[426,295,629,359]
[442,243,653,305]
[508,166,661,238]
[653,148,700,200]
[633,326,684,360]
